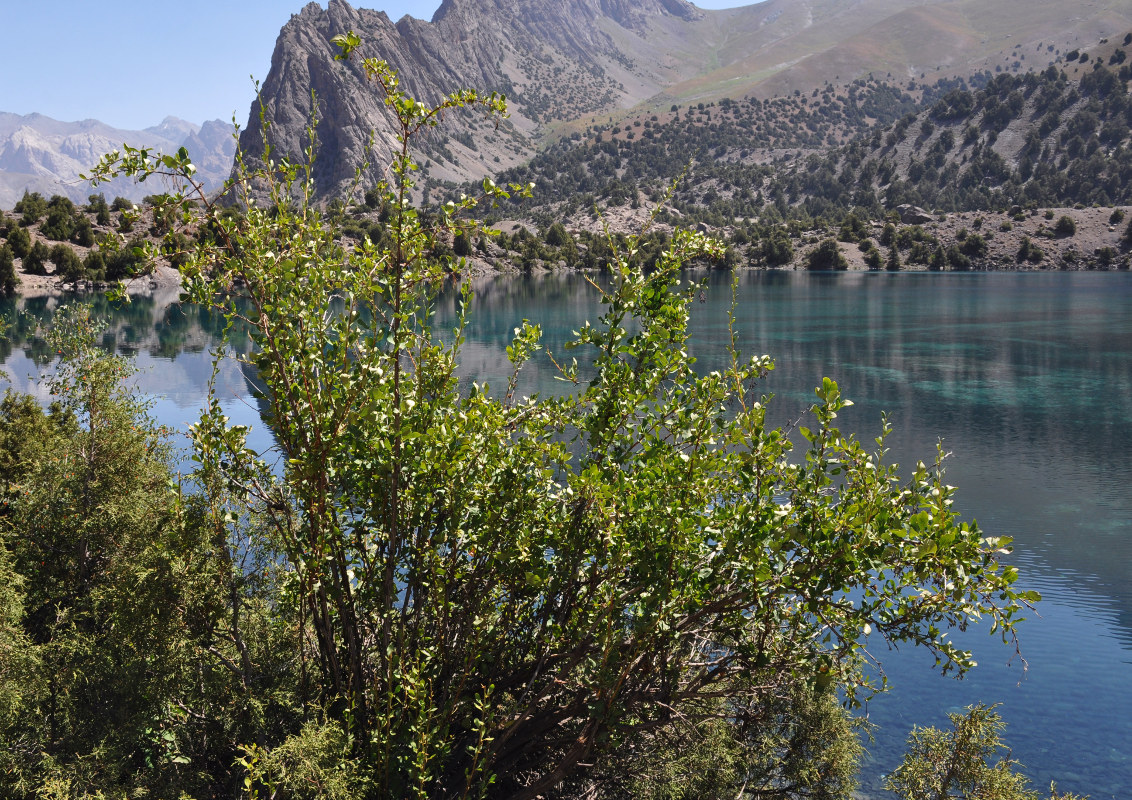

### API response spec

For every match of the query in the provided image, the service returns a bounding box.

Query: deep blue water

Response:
[3,271,1130,798]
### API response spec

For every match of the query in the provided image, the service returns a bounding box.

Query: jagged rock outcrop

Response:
[240,0,1132,203]
[237,0,708,200]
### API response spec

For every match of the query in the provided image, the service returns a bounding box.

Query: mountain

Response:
[241,0,1132,201]
[0,113,236,210]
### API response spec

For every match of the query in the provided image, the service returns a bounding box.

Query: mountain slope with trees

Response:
[239,0,1132,202]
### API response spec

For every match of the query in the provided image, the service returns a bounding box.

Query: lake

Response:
[3,270,1130,798]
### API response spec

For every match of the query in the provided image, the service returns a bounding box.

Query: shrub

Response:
[886,705,1086,800]
[6,224,32,259]
[40,205,76,241]
[1109,209,1125,225]
[85,47,1033,800]
[0,244,17,295]
[946,244,972,270]
[807,238,849,269]
[544,221,570,248]
[49,243,84,283]
[761,234,794,266]
[82,249,107,282]
[886,244,902,270]
[1054,215,1077,237]
[104,238,146,280]
[837,212,869,243]
[960,233,988,258]
[14,191,47,226]
[72,216,95,247]
[0,307,292,799]
[1017,237,1045,263]
[22,241,50,275]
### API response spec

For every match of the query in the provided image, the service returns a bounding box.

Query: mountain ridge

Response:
[0,112,236,210]
[239,0,1132,202]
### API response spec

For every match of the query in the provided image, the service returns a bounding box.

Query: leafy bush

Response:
[886,705,1085,800]
[946,244,972,270]
[837,212,869,243]
[807,238,849,269]
[761,234,794,266]
[862,241,883,269]
[1017,237,1045,263]
[21,241,50,276]
[72,216,95,247]
[39,196,77,241]
[1054,215,1077,237]
[0,308,299,799]
[960,233,988,258]
[49,243,84,283]
[13,192,47,226]
[86,45,1033,800]
[886,244,902,270]
[5,224,31,260]
[0,245,17,295]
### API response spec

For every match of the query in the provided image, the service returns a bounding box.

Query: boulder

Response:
[896,204,934,225]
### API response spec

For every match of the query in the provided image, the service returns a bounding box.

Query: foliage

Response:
[40,196,78,241]
[72,216,96,247]
[22,241,50,276]
[1053,215,1077,237]
[624,683,864,800]
[49,243,84,283]
[88,45,1033,800]
[0,244,17,296]
[0,306,301,799]
[1017,237,1045,264]
[960,233,988,258]
[6,223,32,260]
[477,62,1132,230]
[760,233,794,266]
[887,243,902,271]
[807,238,849,269]
[885,705,1086,800]
[14,191,47,226]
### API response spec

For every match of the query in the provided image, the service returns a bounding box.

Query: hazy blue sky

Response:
[1,0,746,131]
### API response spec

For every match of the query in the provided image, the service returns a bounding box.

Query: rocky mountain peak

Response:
[431,0,701,28]
[237,0,715,201]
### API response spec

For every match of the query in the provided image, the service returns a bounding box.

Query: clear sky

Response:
[0,0,746,132]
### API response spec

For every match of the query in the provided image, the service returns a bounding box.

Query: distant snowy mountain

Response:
[0,112,235,209]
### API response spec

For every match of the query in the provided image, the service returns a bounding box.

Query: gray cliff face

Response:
[237,0,707,201]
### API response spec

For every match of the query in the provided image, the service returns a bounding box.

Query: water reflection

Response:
[2,271,1130,798]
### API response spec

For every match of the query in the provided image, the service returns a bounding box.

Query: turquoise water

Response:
[3,271,1130,797]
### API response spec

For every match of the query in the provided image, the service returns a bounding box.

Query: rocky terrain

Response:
[7,1,1132,295]
[240,0,1132,202]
